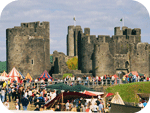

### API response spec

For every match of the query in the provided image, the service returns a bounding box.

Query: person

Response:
[23,79,27,87]
[21,97,29,110]
[98,101,103,113]
[81,104,86,112]
[91,96,95,107]
[4,99,9,110]
[66,100,70,111]
[129,76,132,83]
[138,101,144,109]
[51,91,56,100]
[92,103,98,113]
[16,99,21,110]
[71,105,77,112]
[28,89,32,104]
[15,103,19,110]
[5,87,8,102]
[122,76,126,83]
[87,101,92,113]
[143,100,147,107]
[132,74,136,82]
[40,105,44,111]
[34,99,42,108]
[8,86,12,102]
[96,98,100,106]
[1,88,5,103]
[107,99,111,111]
[34,105,40,111]
[55,105,61,111]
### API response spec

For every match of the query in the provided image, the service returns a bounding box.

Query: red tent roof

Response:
[113,74,118,78]
[106,93,114,97]
[39,70,53,80]
[7,67,22,83]
[125,71,139,77]
[82,91,97,96]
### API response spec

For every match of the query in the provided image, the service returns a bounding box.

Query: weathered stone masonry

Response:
[67,25,150,77]
[6,21,50,79]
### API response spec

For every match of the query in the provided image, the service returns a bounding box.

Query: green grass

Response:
[106,82,150,103]
[0,61,7,73]
[63,73,72,79]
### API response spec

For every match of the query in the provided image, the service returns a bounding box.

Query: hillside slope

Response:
[106,82,150,103]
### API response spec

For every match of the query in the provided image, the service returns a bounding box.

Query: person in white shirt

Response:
[15,103,19,110]
[53,90,56,98]
[35,78,38,82]
[24,90,28,98]
[111,76,115,85]
[91,96,95,108]
[66,100,70,111]
[92,103,98,112]
[51,92,55,100]
[138,101,144,109]
[71,75,75,81]
[48,78,51,82]
[51,91,56,100]
[28,89,32,104]
[4,99,9,109]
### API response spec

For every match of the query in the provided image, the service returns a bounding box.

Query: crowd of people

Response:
[0,73,149,112]
[0,83,57,111]
[0,81,108,112]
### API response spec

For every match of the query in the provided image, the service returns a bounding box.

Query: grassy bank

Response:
[105,82,150,103]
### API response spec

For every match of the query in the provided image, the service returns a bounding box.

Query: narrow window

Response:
[31,60,34,64]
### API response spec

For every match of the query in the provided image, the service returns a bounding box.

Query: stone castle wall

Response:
[67,25,150,77]
[6,21,50,79]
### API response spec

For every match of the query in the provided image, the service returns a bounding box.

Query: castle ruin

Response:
[6,21,50,79]
[67,25,150,77]
[6,21,150,79]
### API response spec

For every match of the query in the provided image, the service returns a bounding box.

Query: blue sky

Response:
[0,0,150,61]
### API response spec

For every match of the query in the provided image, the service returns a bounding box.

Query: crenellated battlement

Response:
[67,25,150,77]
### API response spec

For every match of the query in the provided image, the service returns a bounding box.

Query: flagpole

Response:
[74,20,76,26]
[73,15,76,26]
[123,17,124,27]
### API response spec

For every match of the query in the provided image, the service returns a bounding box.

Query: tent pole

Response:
[62,92,63,103]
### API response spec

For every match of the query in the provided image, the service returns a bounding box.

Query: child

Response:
[15,103,19,110]
[4,99,9,110]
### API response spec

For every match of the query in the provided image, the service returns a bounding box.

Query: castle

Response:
[67,25,150,77]
[6,21,150,79]
[6,21,50,79]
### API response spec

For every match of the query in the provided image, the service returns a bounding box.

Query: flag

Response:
[120,18,123,21]
[73,17,76,21]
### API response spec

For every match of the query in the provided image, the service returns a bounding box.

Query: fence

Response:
[18,79,123,89]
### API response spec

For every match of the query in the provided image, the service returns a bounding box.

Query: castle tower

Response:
[6,21,51,79]
[129,43,149,77]
[94,43,115,76]
[67,26,74,56]
[67,25,82,56]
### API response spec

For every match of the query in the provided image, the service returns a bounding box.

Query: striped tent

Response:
[25,73,32,82]
[1,71,8,77]
[19,71,25,79]
[39,70,53,80]
[7,67,22,83]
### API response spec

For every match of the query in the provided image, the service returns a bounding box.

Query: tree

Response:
[66,57,78,70]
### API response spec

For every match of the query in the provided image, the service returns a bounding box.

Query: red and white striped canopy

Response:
[1,71,8,77]
[7,67,22,83]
